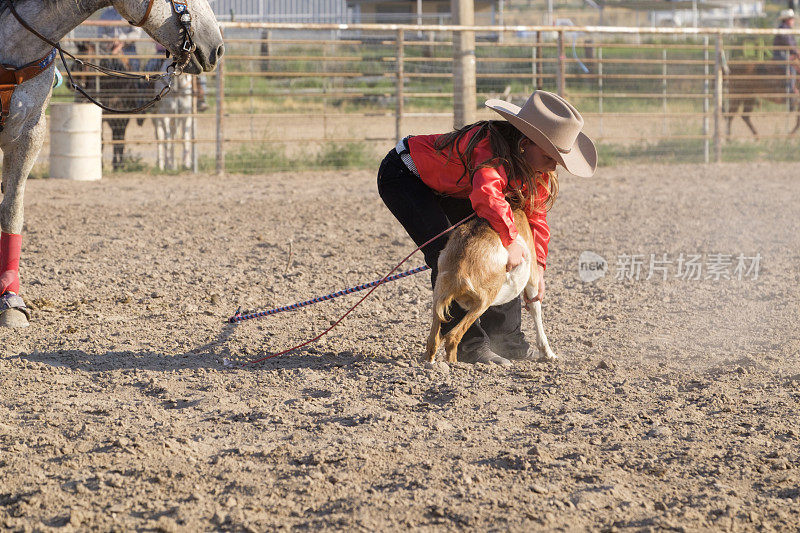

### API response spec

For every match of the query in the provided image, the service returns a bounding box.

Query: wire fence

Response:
[43,21,800,175]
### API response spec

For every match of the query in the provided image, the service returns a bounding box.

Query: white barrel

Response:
[49,103,102,181]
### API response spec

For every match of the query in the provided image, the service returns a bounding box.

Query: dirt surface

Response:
[2,162,800,531]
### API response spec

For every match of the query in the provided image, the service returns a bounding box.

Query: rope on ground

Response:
[228,264,430,324]
[243,213,476,365]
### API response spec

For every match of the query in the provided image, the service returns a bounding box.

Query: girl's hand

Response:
[524,265,546,308]
[505,240,526,272]
[535,264,545,301]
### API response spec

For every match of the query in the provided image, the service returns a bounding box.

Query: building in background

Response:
[211,0,504,25]
[212,0,354,22]
[344,0,503,25]
[595,1,765,27]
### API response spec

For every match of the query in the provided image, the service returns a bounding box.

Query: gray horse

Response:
[0,0,223,327]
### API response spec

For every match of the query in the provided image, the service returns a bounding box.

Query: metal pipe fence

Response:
[44,21,800,174]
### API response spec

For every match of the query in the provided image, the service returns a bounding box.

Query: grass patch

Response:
[106,156,149,173]
[599,137,800,166]
[198,142,375,174]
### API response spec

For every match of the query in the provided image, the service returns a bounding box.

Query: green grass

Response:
[196,142,374,174]
[598,137,800,166]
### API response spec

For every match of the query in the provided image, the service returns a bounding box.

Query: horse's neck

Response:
[0,0,111,66]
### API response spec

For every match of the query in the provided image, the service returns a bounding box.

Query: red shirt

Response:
[407,127,551,268]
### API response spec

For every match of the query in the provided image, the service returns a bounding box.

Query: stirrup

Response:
[0,292,31,320]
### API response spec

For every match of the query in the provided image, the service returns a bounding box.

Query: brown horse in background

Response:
[725,61,800,138]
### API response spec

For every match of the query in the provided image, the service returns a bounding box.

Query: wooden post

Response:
[703,35,710,164]
[396,29,404,142]
[497,0,504,43]
[557,30,565,96]
[191,77,198,173]
[260,30,271,73]
[713,33,723,164]
[215,52,225,176]
[416,0,423,38]
[452,0,476,128]
[662,48,667,136]
[535,31,542,89]
[598,45,603,138]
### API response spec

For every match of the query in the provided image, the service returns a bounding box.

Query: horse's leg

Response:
[0,117,44,327]
[791,96,800,135]
[111,120,126,171]
[154,118,166,170]
[166,117,176,171]
[726,98,740,140]
[181,116,192,169]
[742,99,758,138]
[181,92,193,169]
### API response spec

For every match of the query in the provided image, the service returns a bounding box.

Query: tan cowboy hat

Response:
[485,91,597,178]
[779,8,795,20]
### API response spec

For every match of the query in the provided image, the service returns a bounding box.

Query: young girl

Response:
[377,90,596,365]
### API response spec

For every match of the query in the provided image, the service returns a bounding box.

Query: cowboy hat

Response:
[779,8,795,20]
[485,91,597,178]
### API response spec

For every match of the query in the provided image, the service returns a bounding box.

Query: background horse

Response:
[152,58,194,171]
[72,43,146,171]
[725,61,800,138]
[0,0,224,327]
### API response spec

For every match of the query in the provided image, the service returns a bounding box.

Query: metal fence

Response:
[45,21,800,175]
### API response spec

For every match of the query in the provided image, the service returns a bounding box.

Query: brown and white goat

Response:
[425,208,557,363]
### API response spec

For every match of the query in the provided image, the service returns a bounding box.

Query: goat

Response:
[425,208,557,363]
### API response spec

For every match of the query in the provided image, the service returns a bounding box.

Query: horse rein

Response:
[1,0,197,114]
[131,0,156,27]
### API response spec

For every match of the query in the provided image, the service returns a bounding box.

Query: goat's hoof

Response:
[0,308,30,328]
[538,348,558,362]
[423,361,450,373]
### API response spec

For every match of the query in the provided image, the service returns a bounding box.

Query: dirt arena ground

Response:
[1,161,799,531]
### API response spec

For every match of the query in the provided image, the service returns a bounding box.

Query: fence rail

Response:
[43,21,800,174]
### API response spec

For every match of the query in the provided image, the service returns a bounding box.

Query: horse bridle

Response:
[130,0,196,58]
[1,0,198,113]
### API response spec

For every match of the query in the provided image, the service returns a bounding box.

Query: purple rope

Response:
[228,264,430,324]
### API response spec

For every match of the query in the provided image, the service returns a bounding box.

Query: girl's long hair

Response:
[433,120,559,212]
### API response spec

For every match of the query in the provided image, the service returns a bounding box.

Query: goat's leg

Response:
[424,311,443,362]
[523,273,557,361]
[526,300,557,361]
[442,304,489,363]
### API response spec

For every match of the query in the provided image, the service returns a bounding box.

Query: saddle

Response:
[0,48,56,133]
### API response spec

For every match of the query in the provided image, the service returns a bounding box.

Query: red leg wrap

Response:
[0,232,21,295]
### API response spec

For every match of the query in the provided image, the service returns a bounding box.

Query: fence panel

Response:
[40,22,800,175]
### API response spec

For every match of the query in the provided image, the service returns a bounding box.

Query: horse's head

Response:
[112,0,224,74]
